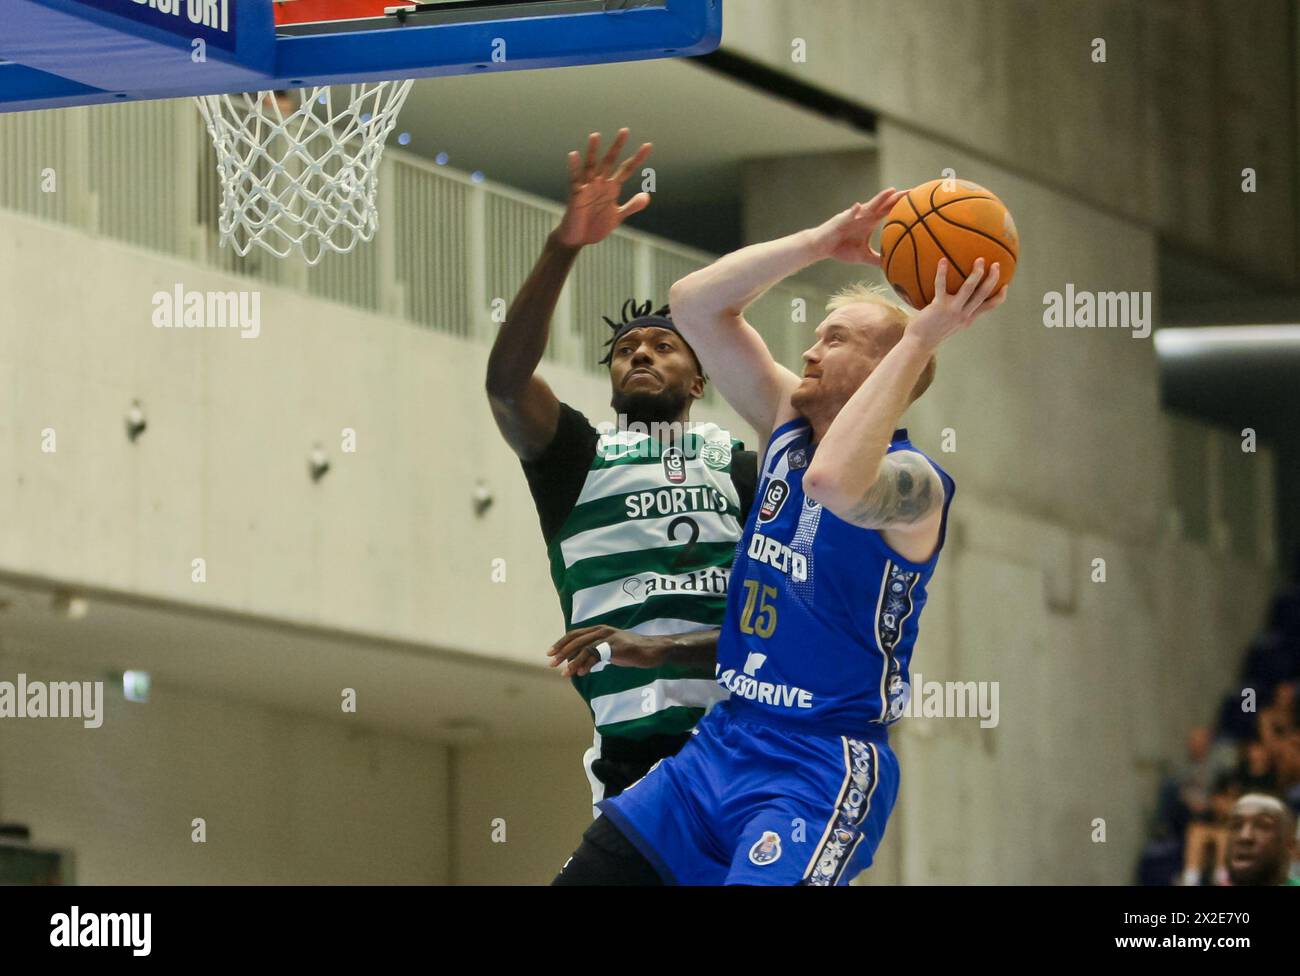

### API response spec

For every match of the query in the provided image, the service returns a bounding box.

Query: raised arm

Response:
[484,235,574,460]
[805,257,1007,559]
[668,253,802,443]
[668,189,906,441]
[485,129,651,460]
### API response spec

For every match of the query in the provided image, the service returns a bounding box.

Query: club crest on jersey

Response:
[748,831,782,866]
[662,446,686,484]
[788,447,808,469]
[758,479,789,523]
[700,441,731,470]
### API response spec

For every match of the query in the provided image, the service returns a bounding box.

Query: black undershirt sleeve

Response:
[520,401,600,545]
[731,448,758,524]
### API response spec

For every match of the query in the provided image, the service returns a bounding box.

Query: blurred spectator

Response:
[1181,823,1226,886]
[1260,681,1298,739]
[1140,572,1300,885]
[1224,794,1298,886]
[1155,726,1237,839]
[1274,729,1300,814]
[1179,775,1241,885]
[1175,726,1215,821]
[1235,740,1278,794]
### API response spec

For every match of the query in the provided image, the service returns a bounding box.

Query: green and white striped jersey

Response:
[521,402,757,740]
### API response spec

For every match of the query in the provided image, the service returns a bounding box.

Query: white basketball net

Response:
[195,81,414,265]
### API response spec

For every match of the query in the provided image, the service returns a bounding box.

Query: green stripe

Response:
[598,707,708,738]
[575,661,716,699]
[572,594,729,633]
[538,428,745,738]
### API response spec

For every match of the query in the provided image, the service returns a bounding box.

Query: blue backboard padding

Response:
[62,0,245,55]
[0,61,116,110]
[277,0,721,84]
[0,0,721,112]
[0,0,274,96]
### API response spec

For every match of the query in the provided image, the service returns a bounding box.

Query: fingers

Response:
[976,284,1009,315]
[862,187,899,216]
[553,629,603,660]
[573,131,651,189]
[831,191,902,266]
[564,646,601,679]
[967,261,1001,312]
[611,142,652,184]
[834,189,903,231]
[547,625,608,667]
[932,258,950,302]
[951,259,1003,315]
[582,131,600,182]
[597,127,629,179]
[548,625,617,679]
[927,259,1008,320]
[953,257,987,306]
[617,191,652,219]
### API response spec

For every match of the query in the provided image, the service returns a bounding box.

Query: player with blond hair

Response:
[555,189,1006,885]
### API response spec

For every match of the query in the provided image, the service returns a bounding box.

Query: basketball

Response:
[879,178,1020,309]
[5,0,1293,915]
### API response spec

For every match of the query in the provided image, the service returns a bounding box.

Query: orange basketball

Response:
[879,179,1019,309]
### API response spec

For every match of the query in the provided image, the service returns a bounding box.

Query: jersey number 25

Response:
[739,580,778,638]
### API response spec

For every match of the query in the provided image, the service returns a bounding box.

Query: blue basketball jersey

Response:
[714,417,956,736]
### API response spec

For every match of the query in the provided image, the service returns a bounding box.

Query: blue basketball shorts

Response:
[597,699,900,885]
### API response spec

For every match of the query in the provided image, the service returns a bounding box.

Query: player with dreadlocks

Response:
[485,130,758,849]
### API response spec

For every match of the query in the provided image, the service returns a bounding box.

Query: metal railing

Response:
[0,100,1273,563]
[0,98,826,398]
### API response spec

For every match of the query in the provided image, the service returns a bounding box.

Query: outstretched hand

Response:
[554,128,653,247]
[811,188,907,265]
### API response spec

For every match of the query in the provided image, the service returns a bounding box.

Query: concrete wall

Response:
[0,211,732,886]
[723,0,1298,286]
[0,644,452,884]
[452,738,594,885]
[865,123,1276,883]
[0,210,759,669]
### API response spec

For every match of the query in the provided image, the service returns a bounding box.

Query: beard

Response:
[789,377,822,418]
[610,387,691,426]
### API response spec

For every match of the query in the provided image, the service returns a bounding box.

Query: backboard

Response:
[0,0,722,113]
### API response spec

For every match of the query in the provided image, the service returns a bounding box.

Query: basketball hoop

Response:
[195,81,414,265]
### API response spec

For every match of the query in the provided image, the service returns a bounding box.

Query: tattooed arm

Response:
[839,451,947,563]
[803,257,1005,560]
[841,450,944,528]
[801,326,947,557]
